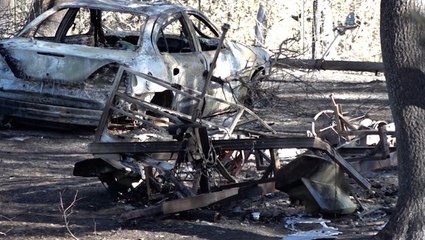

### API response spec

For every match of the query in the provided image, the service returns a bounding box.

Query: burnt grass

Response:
[0,70,396,239]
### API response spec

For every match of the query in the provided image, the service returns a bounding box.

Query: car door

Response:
[185,12,240,115]
[154,12,207,115]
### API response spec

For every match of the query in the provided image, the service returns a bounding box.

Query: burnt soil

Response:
[0,70,397,239]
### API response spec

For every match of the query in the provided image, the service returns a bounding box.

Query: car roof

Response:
[56,0,194,16]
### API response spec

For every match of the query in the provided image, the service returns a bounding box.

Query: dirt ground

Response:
[0,70,397,239]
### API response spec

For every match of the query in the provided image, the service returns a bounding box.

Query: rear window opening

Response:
[25,8,147,51]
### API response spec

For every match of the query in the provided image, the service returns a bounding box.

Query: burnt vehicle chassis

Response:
[0,1,270,127]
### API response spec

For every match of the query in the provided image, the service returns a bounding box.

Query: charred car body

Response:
[0,0,270,127]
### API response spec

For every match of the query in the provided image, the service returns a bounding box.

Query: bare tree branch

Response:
[59,190,81,240]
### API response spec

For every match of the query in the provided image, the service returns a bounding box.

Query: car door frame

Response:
[183,10,239,114]
[152,10,208,115]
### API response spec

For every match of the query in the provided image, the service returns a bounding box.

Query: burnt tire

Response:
[242,70,265,108]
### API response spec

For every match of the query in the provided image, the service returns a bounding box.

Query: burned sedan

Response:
[0,0,270,127]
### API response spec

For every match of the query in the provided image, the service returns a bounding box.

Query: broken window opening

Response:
[188,14,221,51]
[30,8,69,40]
[27,7,146,51]
[157,14,194,53]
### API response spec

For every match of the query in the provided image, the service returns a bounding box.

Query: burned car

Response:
[0,0,270,127]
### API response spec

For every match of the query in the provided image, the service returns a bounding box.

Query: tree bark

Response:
[26,0,58,23]
[0,0,10,10]
[378,0,425,239]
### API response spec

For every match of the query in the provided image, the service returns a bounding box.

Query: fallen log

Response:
[274,59,384,73]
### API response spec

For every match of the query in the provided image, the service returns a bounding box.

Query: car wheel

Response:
[241,69,265,108]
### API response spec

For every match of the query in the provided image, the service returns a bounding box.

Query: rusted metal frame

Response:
[258,150,272,164]
[115,92,184,124]
[330,95,358,143]
[239,107,276,134]
[121,186,239,220]
[110,106,168,133]
[140,156,195,198]
[261,163,274,180]
[232,118,258,128]
[212,137,326,150]
[117,70,233,135]
[89,137,327,154]
[258,150,279,179]
[121,66,253,117]
[89,137,370,189]
[89,141,184,154]
[227,108,245,135]
[94,66,125,142]
[359,127,391,159]
[259,149,280,180]
[337,113,358,131]
[254,150,266,171]
[322,147,371,189]
[217,150,247,179]
[193,127,213,194]
[3,143,393,159]
[215,158,237,183]
[88,137,330,154]
[339,130,396,136]
[231,151,244,175]
[121,180,275,220]
[232,127,282,138]
[213,177,274,191]
[121,67,275,135]
[232,150,251,176]
[338,146,396,156]
[336,133,368,151]
[331,95,343,133]
[214,138,370,189]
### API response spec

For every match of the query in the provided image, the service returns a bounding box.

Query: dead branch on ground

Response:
[59,190,81,240]
[0,214,15,236]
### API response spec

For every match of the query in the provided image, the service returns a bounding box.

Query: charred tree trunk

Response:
[26,0,58,23]
[0,0,14,38]
[378,0,425,239]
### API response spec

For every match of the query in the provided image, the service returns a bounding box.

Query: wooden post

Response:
[312,0,318,59]
[270,148,280,170]
[145,166,154,200]
[378,124,390,158]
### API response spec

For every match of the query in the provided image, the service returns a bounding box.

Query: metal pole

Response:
[192,24,230,120]
[301,0,305,58]
[312,0,318,60]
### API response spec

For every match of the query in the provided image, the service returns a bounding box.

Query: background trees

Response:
[26,0,58,23]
